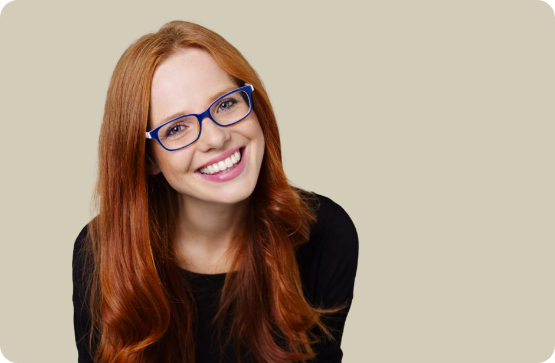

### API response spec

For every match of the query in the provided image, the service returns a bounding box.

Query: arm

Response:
[72,225,95,363]
[299,194,360,363]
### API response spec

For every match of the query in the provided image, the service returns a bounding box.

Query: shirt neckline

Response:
[185,270,228,277]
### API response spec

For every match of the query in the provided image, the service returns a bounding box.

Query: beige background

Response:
[1,0,555,362]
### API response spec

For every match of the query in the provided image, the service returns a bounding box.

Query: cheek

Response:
[256,122,265,153]
[252,125,265,169]
[155,148,194,175]
[249,114,264,142]
[256,126,265,151]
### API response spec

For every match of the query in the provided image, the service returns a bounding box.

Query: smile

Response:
[199,149,242,175]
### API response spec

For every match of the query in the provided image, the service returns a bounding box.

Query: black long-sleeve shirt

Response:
[72,192,359,363]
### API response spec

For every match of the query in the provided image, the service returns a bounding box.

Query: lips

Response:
[199,149,241,175]
[195,146,247,182]
[196,146,244,172]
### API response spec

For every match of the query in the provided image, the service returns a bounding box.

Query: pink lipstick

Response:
[195,147,247,182]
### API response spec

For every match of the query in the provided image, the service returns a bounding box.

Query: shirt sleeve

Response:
[72,224,95,363]
[304,195,360,363]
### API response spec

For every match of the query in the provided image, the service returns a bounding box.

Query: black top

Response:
[73,192,359,363]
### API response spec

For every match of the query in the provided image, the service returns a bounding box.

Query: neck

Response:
[174,194,249,273]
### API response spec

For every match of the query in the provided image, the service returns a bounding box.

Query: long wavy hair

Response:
[84,20,342,363]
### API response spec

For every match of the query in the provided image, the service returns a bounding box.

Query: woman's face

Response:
[147,47,265,205]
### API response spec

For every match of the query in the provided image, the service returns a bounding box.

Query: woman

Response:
[72,20,358,363]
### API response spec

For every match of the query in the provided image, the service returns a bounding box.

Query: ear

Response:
[146,154,161,176]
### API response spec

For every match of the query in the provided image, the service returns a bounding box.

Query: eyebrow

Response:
[156,86,240,126]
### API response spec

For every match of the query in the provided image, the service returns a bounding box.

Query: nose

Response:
[197,116,230,152]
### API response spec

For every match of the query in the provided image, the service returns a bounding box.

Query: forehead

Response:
[149,47,237,128]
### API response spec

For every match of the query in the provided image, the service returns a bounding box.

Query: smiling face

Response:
[147,47,265,205]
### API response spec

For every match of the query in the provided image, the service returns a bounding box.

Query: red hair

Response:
[84,20,343,363]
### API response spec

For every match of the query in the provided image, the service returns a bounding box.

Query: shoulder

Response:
[296,191,359,304]
[301,191,359,259]
[72,223,90,273]
[73,224,89,255]
[312,192,358,243]
[72,223,93,302]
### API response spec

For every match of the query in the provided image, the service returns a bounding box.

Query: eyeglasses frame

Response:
[145,84,254,151]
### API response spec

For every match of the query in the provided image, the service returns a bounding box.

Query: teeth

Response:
[200,150,242,175]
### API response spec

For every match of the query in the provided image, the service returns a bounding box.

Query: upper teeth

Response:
[200,150,242,175]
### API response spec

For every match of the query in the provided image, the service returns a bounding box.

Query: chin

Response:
[178,176,258,206]
[208,181,257,205]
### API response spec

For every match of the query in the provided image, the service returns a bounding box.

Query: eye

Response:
[217,98,237,112]
[167,124,187,137]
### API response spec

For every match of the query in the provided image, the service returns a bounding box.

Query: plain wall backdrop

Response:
[1,0,555,362]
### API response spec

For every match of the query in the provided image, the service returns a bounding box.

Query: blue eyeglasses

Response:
[146,84,254,151]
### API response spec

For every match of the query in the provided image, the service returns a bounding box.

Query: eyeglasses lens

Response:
[158,116,200,151]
